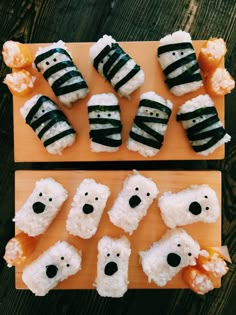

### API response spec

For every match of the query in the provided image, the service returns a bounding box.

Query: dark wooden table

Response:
[0,0,235,314]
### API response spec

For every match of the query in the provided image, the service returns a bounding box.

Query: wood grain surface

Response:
[0,0,236,314]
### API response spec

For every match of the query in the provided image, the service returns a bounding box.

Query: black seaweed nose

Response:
[104,261,118,276]
[46,265,58,278]
[129,195,141,208]
[167,253,181,267]
[32,201,46,214]
[189,201,202,215]
[83,203,94,214]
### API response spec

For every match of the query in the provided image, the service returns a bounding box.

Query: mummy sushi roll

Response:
[127,91,173,157]
[66,179,110,239]
[157,30,202,96]
[14,178,68,236]
[34,40,89,107]
[20,94,76,155]
[87,93,122,152]
[108,170,159,235]
[139,228,200,287]
[95,236,131,297]
[176,94,231,155]
[158,184,220,228]
[22,241,82,296]
[89,35,144,98]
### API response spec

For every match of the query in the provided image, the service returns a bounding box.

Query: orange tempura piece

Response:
[204,67,235,96]
[2,40,32,69]
[183,266,214,295]
[4,69,36,96]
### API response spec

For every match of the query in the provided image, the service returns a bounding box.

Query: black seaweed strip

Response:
[158,42,193,55]
[90,126,122,138]
[51,70,82,90]
[129,131,162,149]
[43,128,75,147]
[25,96,51,124]
[134,118,164,142]
[135,116,168,124]
[34,48,72,68]
[188,127,225,141]
[30,110,65,130]
[192,129,227,152]
[106,54,130,81]
[88,105,120,113]
[103,46,123,78]
[114,65,140,91]
[93,45,111,70]
[43,61,75,80]
[139,99,172,116]
[163,53,196,76]
[90,130,122,147]
[37,115,68,139]
[177,107,217,121]
[54,81,88,96]
[89,118,121,125]
[166,65,202,89]
[186,115,219,136]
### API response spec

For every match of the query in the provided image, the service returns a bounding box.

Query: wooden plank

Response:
[13,41,225,162]
[15,170,221,290]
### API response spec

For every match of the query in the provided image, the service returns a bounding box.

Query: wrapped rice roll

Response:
[87,93,122,152]
[34,41,89,107]
[95,236,131,297]
[66,178,110,239]
[158,184,220,228]
[157,30,202,96]
[108,170,159,235]
[89,35,144,98]
[14,177,68,236]
[20,94,76,155]
[4,232,38,267]
[176,94,231,155]
[22,241,82,296]
[139,228,200,287]
[127,91,173,157]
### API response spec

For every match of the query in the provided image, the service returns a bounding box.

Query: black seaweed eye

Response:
[97,114,100,118]
[204,195,208,198]
[205,207,209,210]
[53,58,57,62]
[61,257,64,260]
[135,187,139,191]
[95,197,98,201]
[172,52,176,56]
[49,198,52,202]
[117,253,120,257]
[150,112,153,116]
[108,113,111,117]
[181,51,184,55]
[46,61,50,65]
[66,264,70,267]
[42,109,45,113]
[85,192,88,196]
[34,116,37,119]
[39,192,43,197]
[177,244,181,247]
[156,113,159,117]
[107,253,110,257]
[147,192,150,196]
[192,119,196,123]
[188,253,192,256]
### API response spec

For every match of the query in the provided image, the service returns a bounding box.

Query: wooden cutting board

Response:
[13,41,225,162]
[15,170,221,289]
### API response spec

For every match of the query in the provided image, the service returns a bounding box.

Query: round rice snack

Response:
[66,178,110,239]
[176,94,231,155]
[89,34,144,98]
[22,241,82,296]
[14,177,68,236]
[158,184,220,228]
[20,94,76,155]
[108,170,159,235]
[127,91,173,157]
[157,30,202,96]
[34,40,89,107]
[95,236,131,297]
[139,228,200,287]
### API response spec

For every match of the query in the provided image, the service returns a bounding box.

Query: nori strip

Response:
[51,70,83,90]
[30,110,65,130]
[89,118,121,126]
[54,81,88,96]
[192,128,227,152]
[88,105,120,113]
[43,129,75,147]
[114,64,140,91]
[129,131,162,149]
[163,53,197,76]
[90,126,122,147]
[93,45,111,70]
[158,42,193,56]
[139,99,172,117]
[188,127,225,141]
[43,61,75,80]
[177,107,217,121]
[26,95,49,124]
[133,117,165,143]
[106,54,130,81]
[186,115,219,137]
[34,48,72,69]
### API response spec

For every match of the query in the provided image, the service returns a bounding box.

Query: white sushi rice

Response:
[22,241,82,296]
[95,236,131,297]
[14,178,68,236]
[158,30,203,96]
[139,228,200,287]
[66,178,110,239]
[20,94,76,155]
[34,40,89,107]
[127,91,173,157]
[89,35,144,98]
[87,93,122,152]
[108,170,159,234]
[158,184,220,228]
[177,94,231,155]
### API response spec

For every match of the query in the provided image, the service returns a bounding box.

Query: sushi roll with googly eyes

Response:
[158,184,220,228]
[127,91,173,157]
[108,170,159,235]
[22,241,82,296]
[139,228,200,287]
[87,93,122,152]
[34,41,89,108]
[66,179,110,239]
[89,35,144,98]
[20,94,76,155]
[95,236,131,297]
[157,30,203,96]
[14,178,68,236]
[176,94,231,155]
